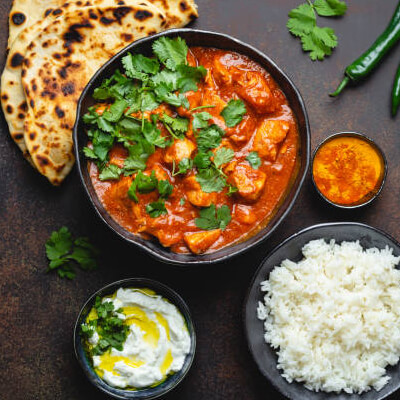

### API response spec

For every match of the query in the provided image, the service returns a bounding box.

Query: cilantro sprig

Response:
[81,296,129,356]
[45,227,98,279]
[287,0,347,61]
[195,204,232,231]
[220,99,246,127]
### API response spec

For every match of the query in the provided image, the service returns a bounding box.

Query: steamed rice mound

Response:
[257,239,400,394]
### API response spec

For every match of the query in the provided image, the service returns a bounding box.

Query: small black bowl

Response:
[73,28,310,265]
[311,132,387,209]
[244,222,400,400]
[74,278,196,399]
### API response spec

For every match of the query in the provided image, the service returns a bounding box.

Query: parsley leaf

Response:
[192,112,212,130]
[152,36,188,71]
[287,1,346,61]
[99,164,122,181]
[246,151,261,169]
[214,147,234,168]
[195,204,232,231]
[314,0,347,16]
[45,227,98,279]
[220,99,246,127]
[146,200,168,218]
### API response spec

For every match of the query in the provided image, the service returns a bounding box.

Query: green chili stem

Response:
[329,76,350,97]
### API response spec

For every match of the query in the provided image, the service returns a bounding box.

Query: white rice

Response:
[257,239,400,394]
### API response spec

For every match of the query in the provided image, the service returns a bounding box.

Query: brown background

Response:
[1,0,400,399]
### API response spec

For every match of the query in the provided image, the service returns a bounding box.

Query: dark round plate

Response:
[73,28,310,266]
[244,222,400,400]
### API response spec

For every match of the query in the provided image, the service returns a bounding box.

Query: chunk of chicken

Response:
[234,70,276,114]
[234,204,257,224]
[252,120,290,161]
[213,57,232,87]
[228,163,266,201]
[184,229,221,254]
[145,163,169,180]
[164,138,196,165]
[184,175,217,207]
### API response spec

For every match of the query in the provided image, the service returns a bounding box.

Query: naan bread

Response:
[147,0,198,26]
[21,4,170,185]
[2,0,132,160]
[7,0,65,48]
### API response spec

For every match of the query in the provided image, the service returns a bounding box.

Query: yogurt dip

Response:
[81,287,191,389]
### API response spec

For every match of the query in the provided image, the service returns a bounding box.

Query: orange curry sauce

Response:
[89,47,300,254]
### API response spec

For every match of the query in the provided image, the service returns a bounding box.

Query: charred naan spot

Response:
[54,53,62,60]
[19,102,27,111]
[63,22,93,46]
[134,10,153,21]
[2,94,8,101]
[113,7,131,22]
[40,91,56,100]
[11,12,26,26]
[6,105,13,114]
[32,83,37,92]
[30,100,34,108]
[58,62,81,79]
[122,33,133,41]
[36,155,50,166]
[52,83,58,89]
[14,133,23,140]
[100,17,114,25]
[89,10,98,19]
[21,69,26,78]
[29,132,36,140]
[24,58,31,68]
[45,9,53,17]
[53,9,62,16]
[117,1,125,4]
[148,29,157,35]
[32,145,39,151]
[189,13,197,21]
[62,82,75,96]
[55,106,65,118]
[18,113,24,119]
[180,1,188,11]
[10,53,24,68]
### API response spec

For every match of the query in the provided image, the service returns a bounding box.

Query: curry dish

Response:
[85,37,300,254]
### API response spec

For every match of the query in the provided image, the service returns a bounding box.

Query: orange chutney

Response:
[312,136,384,206]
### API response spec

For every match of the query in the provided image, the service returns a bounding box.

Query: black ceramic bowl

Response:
[73,28,310,265]
[74,278,196,399]
[244,222,400,400]
[311,132,387,209]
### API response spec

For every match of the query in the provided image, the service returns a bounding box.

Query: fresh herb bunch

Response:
[195,204,232,231]
[81,296,129,356]
[287,0,347,61]
[45,227,98,279]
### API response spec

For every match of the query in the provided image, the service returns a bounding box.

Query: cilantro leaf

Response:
[287,3,316,37]
[151,70,178,91]
[83,147,98,160]
[220,99,246,127]
[194,152,212,169]
[196,168,226,193]
[128,171,158,202]
[196,124,225,152]
[172,158,193,176]
[214,147,234,168]
[301,26,337,61]
[99,164,122,181]
[146,200,168,218]
[154,82,188,108]
[246,151,261,169]
[83,107,114,132]
[158,180,173,199]
[142,120,168,148]
[161,114,189,139]
[45,227,98,279]
[152,36,188,71]
[314,0,347,16]
[180,198,186,206]
[123,143,150,175]
[102,99,128,123]
[195,204,231,231]
[92,130,114,162]
[192,112,212,130]
[176,65,207,93]
[140,91,160,111]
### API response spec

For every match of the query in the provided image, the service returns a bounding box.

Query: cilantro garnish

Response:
[246,151,262,169]
[287,0,347,61]
[152,36,188,71]
[172,158,193,176]
[99,164,122,181]
[196,124,225,152]
[158,180,174,199]
[161,114,189,140]
[180,198,186,206]
[192,112,212,130]
[220,99,246,127]
[128,171,173,203]
[195,204,232,231]
[45,227,98,279]
[146,200,168,218]
[214,147,235,168]
[81,296,129,356]
[196,168,226,193]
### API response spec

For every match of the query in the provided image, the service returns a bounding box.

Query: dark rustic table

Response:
[2,0,400,399]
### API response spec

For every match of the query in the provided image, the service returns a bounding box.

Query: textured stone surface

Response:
[1,0,400,399]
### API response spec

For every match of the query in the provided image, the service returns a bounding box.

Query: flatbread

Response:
[21,3,169,185]
[147,0,198,27]
[7,0,65,49]
[2,0,131,160]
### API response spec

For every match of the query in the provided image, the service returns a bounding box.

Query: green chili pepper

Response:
[330,1,400,97]
[392,63,400,116]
